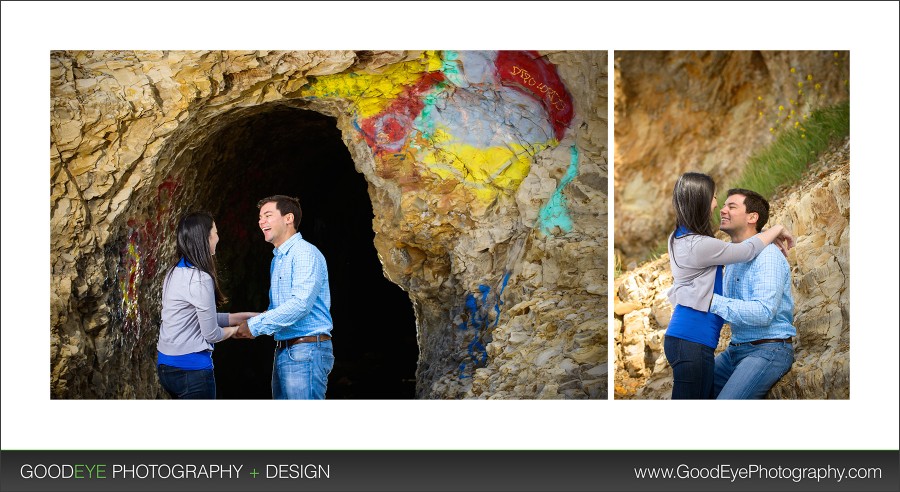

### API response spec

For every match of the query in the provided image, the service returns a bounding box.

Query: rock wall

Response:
[614,51,850,265]
[614,139,849,399]
[50,50,607,399]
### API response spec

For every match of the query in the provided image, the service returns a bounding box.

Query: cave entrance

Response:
[194,104,417,399]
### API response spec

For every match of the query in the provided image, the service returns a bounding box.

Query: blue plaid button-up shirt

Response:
[709,244,796,344]
[247,232,333,340]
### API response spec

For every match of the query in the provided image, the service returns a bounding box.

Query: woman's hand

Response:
[772,225,795,257]
[221,325,238,340]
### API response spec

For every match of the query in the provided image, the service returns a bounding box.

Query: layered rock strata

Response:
[50,50,608,399]
[614,51,850,265]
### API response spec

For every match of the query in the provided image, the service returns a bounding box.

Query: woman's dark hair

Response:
[672,172,717,237]
[173,211,227,305]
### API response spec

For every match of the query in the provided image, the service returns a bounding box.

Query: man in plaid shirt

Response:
[709,188,796,399]
[235,195,335,399]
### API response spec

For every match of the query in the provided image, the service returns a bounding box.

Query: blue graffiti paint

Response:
[538,145,579,236]
[457,272,513,379]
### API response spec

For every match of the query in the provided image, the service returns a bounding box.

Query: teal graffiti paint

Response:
[440,50,464,87]
[538,146,579,235]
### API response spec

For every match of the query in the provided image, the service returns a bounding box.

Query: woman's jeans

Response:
[157,364,216,399]
[664,335,715,399]
[272,339,334,400]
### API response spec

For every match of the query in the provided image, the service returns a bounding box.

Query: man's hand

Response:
[232,320,255,339]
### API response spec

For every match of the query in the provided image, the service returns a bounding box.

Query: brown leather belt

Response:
[275,334,331,349]
[730,337,792,347]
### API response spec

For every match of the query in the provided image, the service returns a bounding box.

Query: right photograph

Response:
[613,51,850,400]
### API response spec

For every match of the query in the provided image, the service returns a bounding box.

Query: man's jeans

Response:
[664,335,715,399]
[157,364,216,399]
[272,339,334,400]
[713,340,794,399]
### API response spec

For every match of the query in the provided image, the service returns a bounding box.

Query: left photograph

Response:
[50,50,608,400]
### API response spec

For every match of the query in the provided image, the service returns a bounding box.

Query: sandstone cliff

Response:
[50,50,607,399]
[614,51,850,265]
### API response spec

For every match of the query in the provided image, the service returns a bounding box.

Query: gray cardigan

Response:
[666,233,766,312]
[157,267,230,356]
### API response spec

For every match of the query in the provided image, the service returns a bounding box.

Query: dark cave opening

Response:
[196,105,418,399]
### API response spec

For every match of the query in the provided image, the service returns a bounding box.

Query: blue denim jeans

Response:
[713,340,794,399]
[272,339,334,400]
[157,364,216,399]
[664,335,715,399]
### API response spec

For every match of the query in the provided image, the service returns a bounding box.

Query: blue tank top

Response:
[666,227,725,349]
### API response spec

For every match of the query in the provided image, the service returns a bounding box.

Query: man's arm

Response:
[709,250,790,327]
[246,248,326,337]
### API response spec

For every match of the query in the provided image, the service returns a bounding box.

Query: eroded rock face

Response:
[50,50,608,399]
[614,139,849,399]
[614,51,850,265]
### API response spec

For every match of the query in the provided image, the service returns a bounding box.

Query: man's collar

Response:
[273,232,303,256]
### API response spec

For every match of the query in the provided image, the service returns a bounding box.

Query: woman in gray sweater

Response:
[663,173,793,399]
[156,212,257,399]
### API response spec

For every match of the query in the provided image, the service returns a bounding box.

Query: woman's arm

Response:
[191,274,227,343]
[227,312,260,325]
[684,225,794,268]
[219,325,239,340]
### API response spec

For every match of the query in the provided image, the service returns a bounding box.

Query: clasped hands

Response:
[222,312,260,340]
[231,320,255,339]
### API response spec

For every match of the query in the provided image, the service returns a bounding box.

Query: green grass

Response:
[726,100,850,199]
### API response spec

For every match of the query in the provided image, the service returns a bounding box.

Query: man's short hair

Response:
[727,188,769,232]
[258,195,302,232]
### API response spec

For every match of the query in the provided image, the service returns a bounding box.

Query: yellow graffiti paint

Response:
[422,139,554,202]
[301,51,444,118]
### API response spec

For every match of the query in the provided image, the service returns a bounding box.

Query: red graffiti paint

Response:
[359,71,446,153]
[495,51,573,140]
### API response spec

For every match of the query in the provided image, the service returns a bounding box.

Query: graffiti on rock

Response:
[538,145,579,236]
[112,179,182,352]
[457,271,512,379]
[302,50,574,205]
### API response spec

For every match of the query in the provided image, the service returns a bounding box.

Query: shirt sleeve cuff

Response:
[709,294,725,315]
[247,316,262,337]
[217,313,230,327]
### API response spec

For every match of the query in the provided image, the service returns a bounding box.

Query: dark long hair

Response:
[172,211,227,305]
[672,172,716,238]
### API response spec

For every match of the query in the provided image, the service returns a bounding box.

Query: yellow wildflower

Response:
[815,83,821,91]
[778,105,784,112]
[770,127,775,133]
[798,81,803,88]
[834,52,840,58]
[757,96,763,101]
[801,134,806,139]
[790,67,796,73]
[798,89,804,96]
[794,121,800,128]
[807,74,813,81]
[758,111,764,117]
